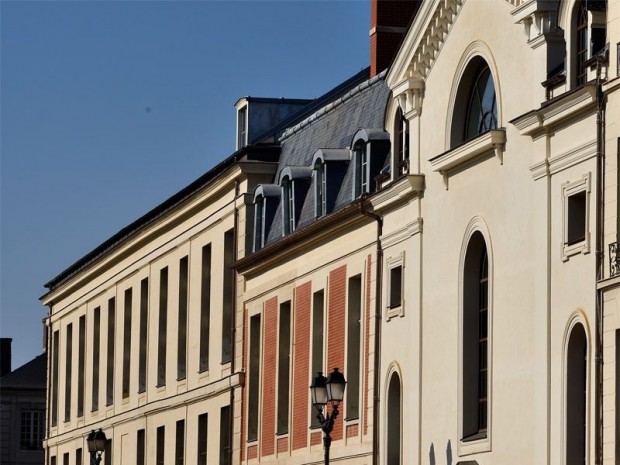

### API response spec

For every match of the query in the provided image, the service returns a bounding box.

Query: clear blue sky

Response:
[1,0,370,369]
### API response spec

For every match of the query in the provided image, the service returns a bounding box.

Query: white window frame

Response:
[282,177,295,235]
[561,172,591,261]
[314,160,327,218]
[385,252,405,321]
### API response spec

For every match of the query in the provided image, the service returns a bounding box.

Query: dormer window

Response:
[350,129,391,199]
[353,141,369,198]
[282,176,294,234]
[394,108,409,177]
[237,106,247,149]
[254,194,264,250]
[252,184,280,252]
[314,160,327,218]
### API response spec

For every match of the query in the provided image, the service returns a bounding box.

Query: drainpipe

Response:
[44,306,52,465]
[230,180,239,465]
[359,194,383,465]
[594,56,606,465]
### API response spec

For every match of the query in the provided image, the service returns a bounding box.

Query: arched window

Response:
[572,1,607,87]
[575,2,589,86]
[462,231,489,440]
[282,176,294,234]
[464,65,497,142]
[451,58,498,147]
[314,159,326,218]
[394,108,409,177]
[566,322,587,465]
[386,372,401,465]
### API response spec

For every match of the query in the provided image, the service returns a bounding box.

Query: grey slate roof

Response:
[0,353,47,391]
[265,70,390,245]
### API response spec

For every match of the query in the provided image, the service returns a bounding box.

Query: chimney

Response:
[370,0,421,77]
[0,338,12,377]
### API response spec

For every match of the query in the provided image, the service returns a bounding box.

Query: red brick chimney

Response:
[370,0,421,77]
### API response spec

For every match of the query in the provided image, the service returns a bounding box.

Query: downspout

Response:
[594,57,606,465]
[45,307,52,465]
[230,180,240,465]
[360,194,383,465]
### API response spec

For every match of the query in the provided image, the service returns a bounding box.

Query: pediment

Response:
[387,0,525,88]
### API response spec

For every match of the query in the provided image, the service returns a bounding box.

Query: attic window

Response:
[238,106,247,149]
[252,184,280,252]
[394,108,409,177]
[314,160,327,218]
[254,195,264,251]
[282,177,295,234]
[353,141,369,198]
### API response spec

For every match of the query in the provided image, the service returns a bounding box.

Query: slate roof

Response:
[265,70,390,245]
[0,353,47,391]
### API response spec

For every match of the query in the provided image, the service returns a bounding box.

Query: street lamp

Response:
[310,368,347,465]
[86,429,107,465]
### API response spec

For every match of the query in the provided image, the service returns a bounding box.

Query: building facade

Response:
[42,1,620,465]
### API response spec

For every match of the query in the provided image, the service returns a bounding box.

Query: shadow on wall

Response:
[429,440,453,465]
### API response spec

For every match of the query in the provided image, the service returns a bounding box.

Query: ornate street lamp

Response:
[86,429,107,465]
[310,368,347,465]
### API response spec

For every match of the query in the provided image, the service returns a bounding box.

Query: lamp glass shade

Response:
[310,372,328,406]
[87,429,107,453]
[326,368,346,402]
[86,431,97,453]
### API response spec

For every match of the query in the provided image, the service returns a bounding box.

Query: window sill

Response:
[386,304,404,321]
[562,238,590,261]
[458,431,491,456]
[430,129,506,189]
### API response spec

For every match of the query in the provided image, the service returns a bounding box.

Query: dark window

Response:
[386,373,401,465]
[178,256,189,380]
[104,439,112,465]
[222,230,234,364]
[51,330,59,426]
[315,161,327,218]
[138,279,148,393]
[282,178,294,234]
[63,452,69,465]
[346,275,362,420]
[122,288,132,398]
[389,265,403,309]
[248,314,261,442]
[77,315,85,417]
[566,323,587,465]
[157,267,168,387]
[464,65,497,142]
[254,196,264,252]
[277,302,291,434]
[156,426,165,465]
[20,410,44,449]
[219,406,231,465]
[395,108,409,176]
[175,419,185,465]
[198,413,208,465]
[137,429,145,465]
[51,456,56,465]
[567,191,587,245]
[311,290,325,428]
[576,2,588,86]
[76,448,82,465]
[200,245,212,372]
[92,307,100,410]
[64,323,72,422]
[462,232,489,440]
[106,298,115,406]
[238,107,247,149]
[353,142,369,198]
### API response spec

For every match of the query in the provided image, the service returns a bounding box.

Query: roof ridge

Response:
[278,69,388,143]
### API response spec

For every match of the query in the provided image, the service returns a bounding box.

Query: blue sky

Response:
[1,0,370,368]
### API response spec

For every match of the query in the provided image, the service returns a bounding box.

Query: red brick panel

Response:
[261,297,278,457]
[248,445,258,460]
[241,308,249,462]
[310,431,322,446]
[292,282,312,451]
[364,255,371,436]
[276,436,288,454]
[346,423,359,438]
[327,265,347,441]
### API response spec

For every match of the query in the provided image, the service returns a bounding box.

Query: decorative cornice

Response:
[529,139,597,180]
[380,218,423,249]
[371,174,425,212]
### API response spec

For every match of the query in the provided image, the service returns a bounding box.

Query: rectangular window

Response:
[200,245,212,372]
[20,410,44,449]
[346,275,362,420]
[77,315,85,417]
[175,419,185,465]
[64,323,72,422]
[92,307,100,411]
[197,413,208,465]
[311,290,324,428]
[222,230,234,364]
[277,302,291,434]
[254,197,264,252]
[122,288,132,398]
[137,429,145,465]
[248,314,261,442]
[51,457,56,465]
[389,265,403,309]
[237,106,247,149]
[106,298,115,406]
[157,267,168,387]
[219,406,231,465]
[76,448,82,465]
[567,191,587,245]
[156,425,165,465]
[63,452,69,465]
[138,279,148,393]
[178,256,189,380]
[104,439,112,465]
[51,330,59,426]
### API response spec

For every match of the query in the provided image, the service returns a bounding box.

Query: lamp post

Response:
[86,429,107,465]
[310,368,346,465]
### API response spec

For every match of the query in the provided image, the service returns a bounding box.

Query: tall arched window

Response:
[566,322,587,465]
[450,57,498,147]
[575,2,589,86]
[394,108,409,177]
[462,231,489,440]
[386,372,401,465]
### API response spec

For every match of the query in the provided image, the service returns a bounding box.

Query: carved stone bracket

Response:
[512,0,563,49]
[393,74,425,118]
